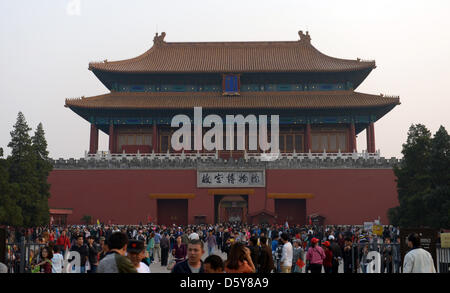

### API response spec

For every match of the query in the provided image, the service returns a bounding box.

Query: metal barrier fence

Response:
[349,243,450,273]
[5,237,46,273]
[436,244,450,273]
[350,243,401,273]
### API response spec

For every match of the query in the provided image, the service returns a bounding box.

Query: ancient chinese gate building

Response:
[49,31,400,225]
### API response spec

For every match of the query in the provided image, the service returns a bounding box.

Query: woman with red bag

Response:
[306,238,326,273]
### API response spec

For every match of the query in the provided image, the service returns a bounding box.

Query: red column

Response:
[366,124,372,153]
[370,122,375,153]
[305,123,312,152]
[109,123,115,153]
[89,124,99,154]
[350,122,357,152]
[152,123,158,153]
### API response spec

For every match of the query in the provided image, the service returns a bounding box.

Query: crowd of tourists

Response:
[2,223,437,273]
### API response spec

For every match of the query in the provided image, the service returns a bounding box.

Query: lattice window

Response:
[311,132,347,152]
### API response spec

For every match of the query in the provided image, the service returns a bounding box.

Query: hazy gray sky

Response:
[1,0,449,159]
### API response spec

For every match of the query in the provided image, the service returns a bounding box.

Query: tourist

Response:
[328,235,342,273]
[206,230,217,256]
[181,230,190,245]
[51,245,64,273]
[359,243,370,273]
[126,240,151,273]
[160,233,170,267]
[248,236,260,272]
[291,239,304,273]
[172,235,187,264]
[87,236,99,273]
[97,232,137,273]
[189,228,200,240]
[169,232,176,251]
[280,233,293,273]
[224,242,255,273]
[204,255,225,273]
[403,233,436,273]
[70,235,89,273]
[382,237,393,273]
[35,247,53,273]
[147,232,155,263]
[135,230,146,242]
[223,236,233,257]
[271,234,280,272]
[342,237,358,273]
[153,229,161,263]
[98,236,109,261]
[258,236,274,273]
[55,230,71,256]
[306,238,325,273]
[322,241,333,273]
[216,227,224,252]
[172,239,205,273]
[258,232,268,246]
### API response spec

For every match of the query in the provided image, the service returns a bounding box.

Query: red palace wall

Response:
[48,168,398,225]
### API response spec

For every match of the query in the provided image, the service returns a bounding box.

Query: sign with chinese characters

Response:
[197,170,265,188]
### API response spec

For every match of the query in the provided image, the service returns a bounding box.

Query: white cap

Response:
[328,235,335,240]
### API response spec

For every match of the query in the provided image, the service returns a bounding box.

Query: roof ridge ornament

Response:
[153,32,166,46]
[298,30,311,44]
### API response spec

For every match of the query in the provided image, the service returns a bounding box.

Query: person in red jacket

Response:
[48,231,55,243]
[56,230,71,256]
[322,241,333,273]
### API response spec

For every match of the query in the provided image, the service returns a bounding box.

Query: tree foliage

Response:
[389,124,450,229]
[1,112,51,227]
[0,148,23,226]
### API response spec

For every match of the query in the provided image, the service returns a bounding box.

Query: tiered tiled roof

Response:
[88,31,375,73]
[65,91,399,110]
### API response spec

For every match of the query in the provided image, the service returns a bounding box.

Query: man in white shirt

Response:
[189,229,200,241]
[403,233,436,273]
[280,233,293,273]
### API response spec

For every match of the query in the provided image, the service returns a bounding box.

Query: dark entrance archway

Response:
[214,195,248,224]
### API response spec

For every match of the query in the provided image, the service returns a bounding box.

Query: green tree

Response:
[31,122,52,225]
[389,124,450,229]
[7,112,44,227]
[0,148,23,226]
[390,124,431,227]
[426,126,450,228]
